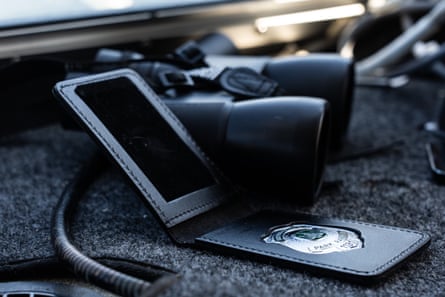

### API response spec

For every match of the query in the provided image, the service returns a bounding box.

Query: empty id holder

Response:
[53,69,430,284]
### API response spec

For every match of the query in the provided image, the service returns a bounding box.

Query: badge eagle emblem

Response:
[262,223,363,254]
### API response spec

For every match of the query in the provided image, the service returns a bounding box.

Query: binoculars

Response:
[91,38,354,205]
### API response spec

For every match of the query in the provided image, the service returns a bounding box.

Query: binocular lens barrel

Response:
[166,97,330,205]
[262,55,354,150]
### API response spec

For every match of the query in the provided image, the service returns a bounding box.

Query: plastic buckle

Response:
[174,41,206,67]
[218,67,281,98]
[159,71,194,89]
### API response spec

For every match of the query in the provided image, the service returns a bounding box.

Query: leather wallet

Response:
[196,211,429,283]
[53,68,430,284]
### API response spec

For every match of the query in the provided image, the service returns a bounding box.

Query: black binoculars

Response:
[0,34,354,206]
[91,39,354,205]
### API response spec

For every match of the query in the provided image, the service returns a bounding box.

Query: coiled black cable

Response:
[51,152,178,297]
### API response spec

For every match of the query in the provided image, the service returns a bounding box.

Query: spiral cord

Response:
[51,153,178,297]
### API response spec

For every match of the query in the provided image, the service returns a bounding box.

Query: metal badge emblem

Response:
[262,223,363,254]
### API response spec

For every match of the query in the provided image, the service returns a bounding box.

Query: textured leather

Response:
[196,211,430,283]
[53,69,430,282]
[53,69,233,234]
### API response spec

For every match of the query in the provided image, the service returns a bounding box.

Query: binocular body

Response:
[93,45,354,205]
[0,40,354,206]
[155,55,354,205]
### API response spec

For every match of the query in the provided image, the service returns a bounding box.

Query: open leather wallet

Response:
[52,68,430,285]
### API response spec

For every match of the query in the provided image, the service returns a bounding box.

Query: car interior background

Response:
[0,0,445,296]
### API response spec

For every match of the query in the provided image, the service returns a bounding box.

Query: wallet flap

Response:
[53,69,234,241]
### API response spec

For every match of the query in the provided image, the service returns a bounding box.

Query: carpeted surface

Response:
[0,78,445,296]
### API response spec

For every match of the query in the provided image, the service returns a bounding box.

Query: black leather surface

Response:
[53,69,431,283]
[53,69,234,241]
[196,211,430,283]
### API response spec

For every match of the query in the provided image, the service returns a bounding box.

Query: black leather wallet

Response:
[53,69,430,284]
[196,211,429,283]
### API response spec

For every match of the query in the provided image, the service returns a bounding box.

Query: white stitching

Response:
[58,71,223,224]
[199,221,429,275]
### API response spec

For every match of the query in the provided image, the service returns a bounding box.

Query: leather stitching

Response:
[199,221,429,275]
[57,70,224,225]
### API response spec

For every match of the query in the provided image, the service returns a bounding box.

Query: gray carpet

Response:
[0,78,444,296]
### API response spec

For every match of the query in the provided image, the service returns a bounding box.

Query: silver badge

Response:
[262,223,363,254]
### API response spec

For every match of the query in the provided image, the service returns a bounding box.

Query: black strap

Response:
[172,41,208,68]
[158,41,287,98]
[158,66,286,98]
[0,41,285,138]
[218,67,286,98]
